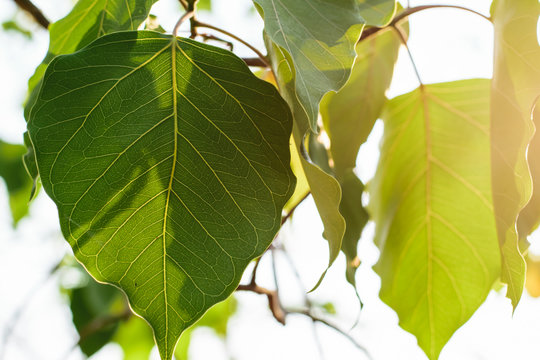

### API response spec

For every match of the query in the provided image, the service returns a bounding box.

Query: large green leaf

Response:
[320,27,401,285]
[370,80,501,359]
[28,31,295,360]
[266,38,345,285]
[253,0,365,131]
[0,140,33,225]
[490,0,540,307]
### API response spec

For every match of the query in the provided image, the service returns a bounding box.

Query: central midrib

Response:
[161,39,178,356]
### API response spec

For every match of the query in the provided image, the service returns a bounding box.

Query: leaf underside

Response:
[370,80,501,360]
[28,31,295,360]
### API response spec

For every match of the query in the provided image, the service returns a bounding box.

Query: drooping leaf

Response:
[70,277,124,357]
[0,140,33,225]
[253,0,365,131]
[490,0,540,307]
[320,26,402,285]
[370,80,501,359]
[28,31,295,360]
[518,101,540,242]
[266,38,345,286]
[357,0,397,27]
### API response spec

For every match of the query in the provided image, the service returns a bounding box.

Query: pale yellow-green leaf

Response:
[370,80,500,359]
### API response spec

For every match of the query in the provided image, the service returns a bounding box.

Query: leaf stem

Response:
[173,10,195,38]
[192,20,270,68]
[360,5,491,41]
[391,24,423,87]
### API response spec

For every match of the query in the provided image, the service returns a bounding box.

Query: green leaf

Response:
[370,80,501,359]
[518,100,540,241]
[357,0,397,27]
[320,26,402,285]
[253,0,365,131]
[28,31,295,360]
[266,38,345,286]
[70,277,123,357]
[490,0,540,307]
[0,140,33,225]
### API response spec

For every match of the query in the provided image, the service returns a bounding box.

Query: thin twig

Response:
[173,10,195,38]
[192,20,270,68]
[287,309,371,359]
[198,33,234,50]
[360,4,491,41]
[12,0,49,28]
[391,24,423,86]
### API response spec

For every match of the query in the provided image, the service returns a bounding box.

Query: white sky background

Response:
[1,0,540,359]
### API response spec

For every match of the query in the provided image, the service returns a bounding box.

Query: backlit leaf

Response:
[357,0,397,27]
[253,0,365,131]
[490,0,540,307]
[28,31,294,360]
[370,80,501,359]
[320,26,401,285]
[266,38,345,285]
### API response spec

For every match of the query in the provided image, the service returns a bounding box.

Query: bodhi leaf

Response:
[253,0,365,131]
[28,31,295,360]
[0,140,33,225]
[369,80,501,359]
[266,38,345,286]
[490,0,540,307]
[320,26,402,285]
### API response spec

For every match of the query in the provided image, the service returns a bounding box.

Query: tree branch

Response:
[12,0,50,29]
[236,283,286,325]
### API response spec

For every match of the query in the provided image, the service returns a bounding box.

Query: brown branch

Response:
[12,0,50,29]
[360,5,491,42]
[241,57,268,67]
[236,283,286,325]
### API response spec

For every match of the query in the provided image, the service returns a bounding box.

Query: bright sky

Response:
[1,1,540,360]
